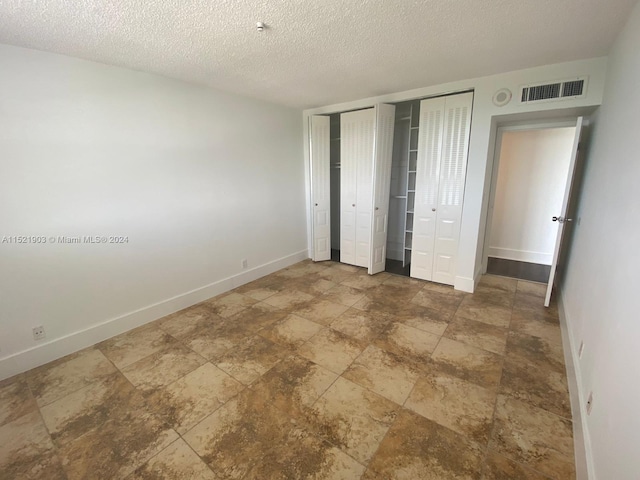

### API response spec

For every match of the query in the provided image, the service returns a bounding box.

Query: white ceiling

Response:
[0,0,636,108]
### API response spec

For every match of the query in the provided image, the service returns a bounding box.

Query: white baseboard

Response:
[454,275,476,293]
[0,250,309,381]
[557,288,595,480]
[488,247,552,265]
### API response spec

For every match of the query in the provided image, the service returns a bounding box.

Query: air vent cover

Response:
[520,77,587,104]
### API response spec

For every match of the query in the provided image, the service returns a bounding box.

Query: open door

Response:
[545,116,585,306]
[369,104,396,274]
[310,115,331,261]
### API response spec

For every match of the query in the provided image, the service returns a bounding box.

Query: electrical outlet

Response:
[32,325,46,341]
[241,259,248,269]
[586,391,594,415]
[578,341,585,358]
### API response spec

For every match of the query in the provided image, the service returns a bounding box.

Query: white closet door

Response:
[369,104,396,274]
[411,97,446,281]
[341,108,375,267]
[432,92,473,285]
[310,115,331,261]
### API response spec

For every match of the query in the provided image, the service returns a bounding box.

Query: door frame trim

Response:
[480,119,579,274]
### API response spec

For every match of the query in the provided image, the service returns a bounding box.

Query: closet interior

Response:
[386,100,420,276]
[329,114,341,261]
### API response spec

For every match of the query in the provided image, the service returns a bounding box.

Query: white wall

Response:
[489,127,575,265]
[0,44,306,379]
[560,2,640,479]
[303,56,607,292]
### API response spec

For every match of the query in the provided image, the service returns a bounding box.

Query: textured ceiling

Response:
[0,0,636,108]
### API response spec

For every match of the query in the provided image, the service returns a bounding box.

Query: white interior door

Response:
[411,97,446,281]
[545,116,584,306]
[341,108,375,267]
[369,104,396,274]
[432,92,473,285]
[355,109,376,268]
[310,115,331,261]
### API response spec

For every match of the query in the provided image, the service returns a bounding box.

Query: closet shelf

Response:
[407,190,415,193]
[392,195,408,199]
[408,170,417,173]
[399,116,411,121]
[405,247,412,251]
[409,149,418,153]
[410,126,419,130]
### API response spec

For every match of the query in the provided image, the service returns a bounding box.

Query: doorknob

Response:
[375,207,379,211]
[352,204,356,207]
[432,208,436,212]
[315,203,318,206]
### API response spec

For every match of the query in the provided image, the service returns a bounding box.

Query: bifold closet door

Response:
[310,115,331,261]
[340,108,375,267]
[369,104,396,274]
[411,92,473,284]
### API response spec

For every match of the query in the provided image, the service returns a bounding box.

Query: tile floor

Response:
[0,260,575,479]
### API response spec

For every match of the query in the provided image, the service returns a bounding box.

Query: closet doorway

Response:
[483,118,584,305]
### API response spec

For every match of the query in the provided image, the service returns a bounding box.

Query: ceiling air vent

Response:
[520,77,588,104]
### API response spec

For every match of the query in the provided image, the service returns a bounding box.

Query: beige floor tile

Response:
[297,328,366,374]
[184,385,364,480]
[28,347,117,407]
[295,298,350,326]
[0,410,66,480]
[432,337,503,387]
[516,280,547,298]
[483,450,553,480]
[121,343,206,391]
[258,314,323,349]
[183,318,254,360]
[405,370,497,445]
[204,292,259,318]
[342,345,422,405]
[411,289,464,313]
[366,409,484,480]
[215,335,289,384]
[341,273,387,290]
[233,277,287,301]
[329,308,392,343]
[157,304,220,340]
[0,375,38,427]
[262,289,316,309]
[445,316,509,355]
[249,355,337,418]
[500,351,571,419]
[513,294,559,323]
[99,325,176,369]
[510,315,564,348]
[40,372,145,446]
[394,303,452,336]
[321,284,366,306]
[421,281,468,297]
[382,274,425,287]
[58,411,179,479]
[304,376,399,465]
[130,438,218,479]
[491,395,575,480]
[225,302,289,333]
[479,275,518,293]
[373,322,440,364]
[291,276,339,296]
[456,296,513,328]
[507,331,565,370]
[363,282,424,307]
[145,363,243,434]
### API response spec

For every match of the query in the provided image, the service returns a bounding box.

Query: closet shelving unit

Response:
[403,102,420,267]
